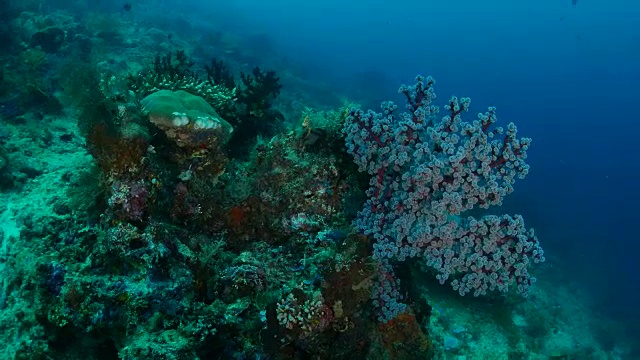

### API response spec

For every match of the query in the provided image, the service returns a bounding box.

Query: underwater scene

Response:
[0,0,638,359]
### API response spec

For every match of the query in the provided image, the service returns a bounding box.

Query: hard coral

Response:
[128,51,236,113]
[141,89,233,147]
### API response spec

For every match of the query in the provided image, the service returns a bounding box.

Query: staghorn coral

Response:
[127,51,237,115]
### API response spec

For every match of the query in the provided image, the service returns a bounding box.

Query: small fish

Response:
[571,0,577,6]
[290,265,305,272]
[123,3,132,12]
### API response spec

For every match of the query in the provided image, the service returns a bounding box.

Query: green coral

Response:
[130,72,236,114]
[141,89,233,143]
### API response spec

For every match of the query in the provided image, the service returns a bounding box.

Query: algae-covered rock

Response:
[141,90,233,147]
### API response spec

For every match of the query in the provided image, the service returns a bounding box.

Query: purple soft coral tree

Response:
[344,75,545,314]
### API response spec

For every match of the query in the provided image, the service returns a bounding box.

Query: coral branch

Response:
[343,75,544,308]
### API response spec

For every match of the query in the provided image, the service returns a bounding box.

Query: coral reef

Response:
[0,5,633,360]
